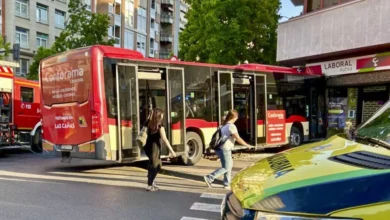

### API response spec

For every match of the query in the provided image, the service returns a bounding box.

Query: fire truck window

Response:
[21,87,34,103]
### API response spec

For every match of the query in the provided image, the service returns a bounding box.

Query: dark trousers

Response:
[145,144,162,186]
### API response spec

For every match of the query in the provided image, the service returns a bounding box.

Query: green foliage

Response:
[28,0,114,80]
[27,47,55,80]
[179,0,280,65]
[0,35,11,60]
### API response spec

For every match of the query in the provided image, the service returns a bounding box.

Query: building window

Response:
[137,34,146,56]
[21,87,34,103]
[151,0,156,9]
[307,0,353,13]
[124,30,134,49]
[15,27,29,48]
[151,19,155,29]
[125,0,134,28]
[36,33,48,48]
[16,59,30,77]
[15,0,29,18]
[108,26,114,37]
[55,10,66,29]
[323,0,339,8]
[137,8,147,33]
[108,3,114,14]
[84,0,92,11]
[36,4,48,24]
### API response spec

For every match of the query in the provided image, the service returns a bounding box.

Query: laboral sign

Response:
[299,52,390,76]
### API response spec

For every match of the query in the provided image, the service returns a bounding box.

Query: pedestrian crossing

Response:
[180,192,226,220]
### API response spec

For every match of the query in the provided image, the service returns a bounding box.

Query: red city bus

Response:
[0,66,42,151]
[39,46,324,165]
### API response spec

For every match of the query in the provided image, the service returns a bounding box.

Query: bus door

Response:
[217,71,233,124]
[254,74,267,146]
[115,64,139,162]
[166,67,186,155]
[231,73,267,148]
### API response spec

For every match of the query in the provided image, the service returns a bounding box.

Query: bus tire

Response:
[180,132,203,166]
[289,126,303,148]
[31,128,42,153]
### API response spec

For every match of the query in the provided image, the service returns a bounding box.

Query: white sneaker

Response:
[203,176,212,188]
[223,186,231,190]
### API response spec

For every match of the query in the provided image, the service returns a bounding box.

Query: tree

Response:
[0,35,11,60]
[179,0,280,65]
[28,0,114,80]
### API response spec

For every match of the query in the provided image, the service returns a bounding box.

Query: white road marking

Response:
[190,202,221,213]
[0,201,45,209]
[0,176,61,184]
[200,193,225,200]
[180,217,214,220]
[0,170,211,194]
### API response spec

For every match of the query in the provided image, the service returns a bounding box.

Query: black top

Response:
[143,119,162,150]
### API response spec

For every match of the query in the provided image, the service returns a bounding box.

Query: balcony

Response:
[160,50,172,59]
[161,0,174,6]
[277,0,390,63]
[115,14,121,26]
[161,13,174,24]
[179,21,186,29]
[160,33,173,43]
[180,3,188,13]
[180,16,187,24]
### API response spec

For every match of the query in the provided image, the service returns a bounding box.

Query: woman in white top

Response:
[204,109,252,189]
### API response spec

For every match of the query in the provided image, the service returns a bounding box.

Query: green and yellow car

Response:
[222,101,390,220]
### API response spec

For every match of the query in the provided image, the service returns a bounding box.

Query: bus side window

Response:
[21,87,34,103]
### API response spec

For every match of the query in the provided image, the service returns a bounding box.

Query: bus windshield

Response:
[357,101,390,144]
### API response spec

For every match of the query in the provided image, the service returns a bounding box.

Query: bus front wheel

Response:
[31,128,43,153]
[180,132,203,166]
[289,126,303,148]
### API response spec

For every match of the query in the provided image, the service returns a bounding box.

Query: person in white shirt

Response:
[204,109,252,190]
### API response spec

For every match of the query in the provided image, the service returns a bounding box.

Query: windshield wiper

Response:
[355,136,390,150]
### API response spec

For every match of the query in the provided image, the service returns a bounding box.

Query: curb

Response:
[160,167,225,185]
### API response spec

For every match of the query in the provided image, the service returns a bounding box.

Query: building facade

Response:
[96,0,188,60]
[1,0,70,77]
[1,0,188,78]
[278,0,390,130]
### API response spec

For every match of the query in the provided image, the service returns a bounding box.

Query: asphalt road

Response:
[0,150,227,220]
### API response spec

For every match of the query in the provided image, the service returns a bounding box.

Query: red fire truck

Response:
[0,65,42,152]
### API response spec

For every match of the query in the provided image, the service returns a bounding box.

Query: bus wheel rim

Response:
[187,139,198,158]
[291,133,300,146]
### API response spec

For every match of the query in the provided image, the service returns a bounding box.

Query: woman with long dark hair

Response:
[204,109,252,189]
[144,108,176,191]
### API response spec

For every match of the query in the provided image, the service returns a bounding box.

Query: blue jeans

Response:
[206,148,233,186]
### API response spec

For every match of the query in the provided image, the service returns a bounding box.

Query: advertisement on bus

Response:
[40,49,93,150]
[266,110,286,145]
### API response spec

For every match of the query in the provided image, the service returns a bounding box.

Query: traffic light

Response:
[13,43,20,61]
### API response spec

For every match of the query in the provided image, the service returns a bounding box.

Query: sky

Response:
[279,0,303,22]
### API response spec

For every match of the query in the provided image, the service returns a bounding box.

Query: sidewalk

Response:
[161,153,274,185]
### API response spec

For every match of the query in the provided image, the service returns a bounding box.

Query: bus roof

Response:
[94,46,300,74]
[43,45,314,75]
[234,63,299,74]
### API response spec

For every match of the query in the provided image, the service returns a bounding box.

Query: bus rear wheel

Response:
[31,128,42,153]
[180,132,203,166]
[289,126,303,148]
